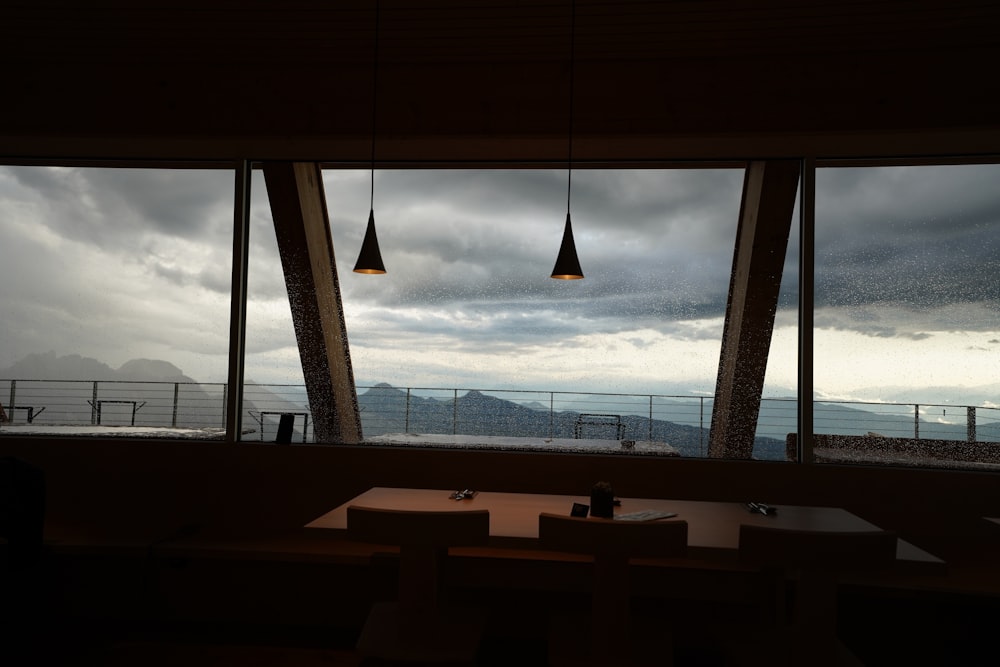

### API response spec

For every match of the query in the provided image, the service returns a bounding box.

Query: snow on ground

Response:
[365,432,680,455]
[0,424,679,455]
[0,424,229,439]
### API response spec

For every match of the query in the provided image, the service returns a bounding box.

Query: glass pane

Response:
[242,167,312,443]
[814,164,1000,468]
[325,168,744,455]
[0,165,233,439]
[756,195,801,461]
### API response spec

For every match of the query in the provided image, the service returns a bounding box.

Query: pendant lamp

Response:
[354,0,386,275]
[354,208,385,274]
[551,0,583,280]
[551,211,583,279]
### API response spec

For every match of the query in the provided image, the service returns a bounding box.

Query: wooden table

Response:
[306,487,943,569]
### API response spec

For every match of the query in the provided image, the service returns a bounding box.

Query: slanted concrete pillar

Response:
[709,160,799,458]
[263,162,362,444]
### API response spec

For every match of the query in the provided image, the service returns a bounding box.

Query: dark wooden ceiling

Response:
[5,0,1000,161]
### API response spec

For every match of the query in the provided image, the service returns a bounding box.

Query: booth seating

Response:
[538,512,689,667]
[735,524,898,666]
[346,505,491,664]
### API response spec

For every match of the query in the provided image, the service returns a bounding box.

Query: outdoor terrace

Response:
[4,378,999,468]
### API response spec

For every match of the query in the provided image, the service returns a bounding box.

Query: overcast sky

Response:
[1,163,997,411]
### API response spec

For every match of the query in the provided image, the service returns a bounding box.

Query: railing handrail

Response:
[4,377,999,412]
[3,378,999,447]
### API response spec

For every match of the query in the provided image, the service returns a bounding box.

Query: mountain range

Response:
[1,352,195,383]
[4,353,996,455]
[357,383,783,459]
[0,352,305,438]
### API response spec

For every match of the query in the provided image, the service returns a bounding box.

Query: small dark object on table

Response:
[590,481,615,518]
[745,501,777,516]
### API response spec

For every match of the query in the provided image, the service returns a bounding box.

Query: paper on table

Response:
[615,509,678,521]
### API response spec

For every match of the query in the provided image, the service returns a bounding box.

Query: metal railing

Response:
[0,379,309,441]
[3,378,999,459]
[358,386,714,455]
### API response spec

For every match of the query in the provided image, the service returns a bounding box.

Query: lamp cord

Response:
[566,0,576,215]
[370,0,380,211]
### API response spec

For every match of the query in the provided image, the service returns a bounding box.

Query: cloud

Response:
[813,164,1000,315]
[8,167,231,247]
[328,168,745,342]
[0,166,233,375]
[2,162,998,400]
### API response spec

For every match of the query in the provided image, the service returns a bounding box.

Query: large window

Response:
[321,168,745,455]
[813,163,1000,468]
[5,159,997,469]
[0,165,234,438]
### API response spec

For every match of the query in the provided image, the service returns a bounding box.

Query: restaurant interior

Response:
[4,1,1000,665]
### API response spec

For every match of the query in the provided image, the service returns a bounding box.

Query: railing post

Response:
[8,380,16,425]
[405,388,411,434]
[968,406,977,442]
[700,397,706,456]
[549,392,555,439]
[648,395,653,442]
[172,382,180,428]
[7,380,17,424]
[914,404,920,439]
[453,388,458,435]
[222,383,228,428]
[91,381,99,425]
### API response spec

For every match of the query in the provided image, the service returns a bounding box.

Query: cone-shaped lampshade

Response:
[353,209,386,274]
[550,212,584,279]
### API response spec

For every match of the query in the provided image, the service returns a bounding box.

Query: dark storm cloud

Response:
[5,161,999,380]
[82,168,232,236]
[3,165,237,302]
[332,168,745,339]
[9,167,231,247]
[818,239,1000,309]
[817,165,1000,241]
[571,169,745,237]
[813,164,1000,320]
[330,163,1000,349]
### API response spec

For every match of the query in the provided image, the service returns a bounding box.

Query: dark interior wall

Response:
[5,3,1000,161]
[3,437,999,555]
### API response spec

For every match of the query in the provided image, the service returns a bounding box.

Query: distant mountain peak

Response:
[2,351,116,381]
[361,383,407,398]
[461,390,502,403]
[0,352,194,383]
[117,358,192,382]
